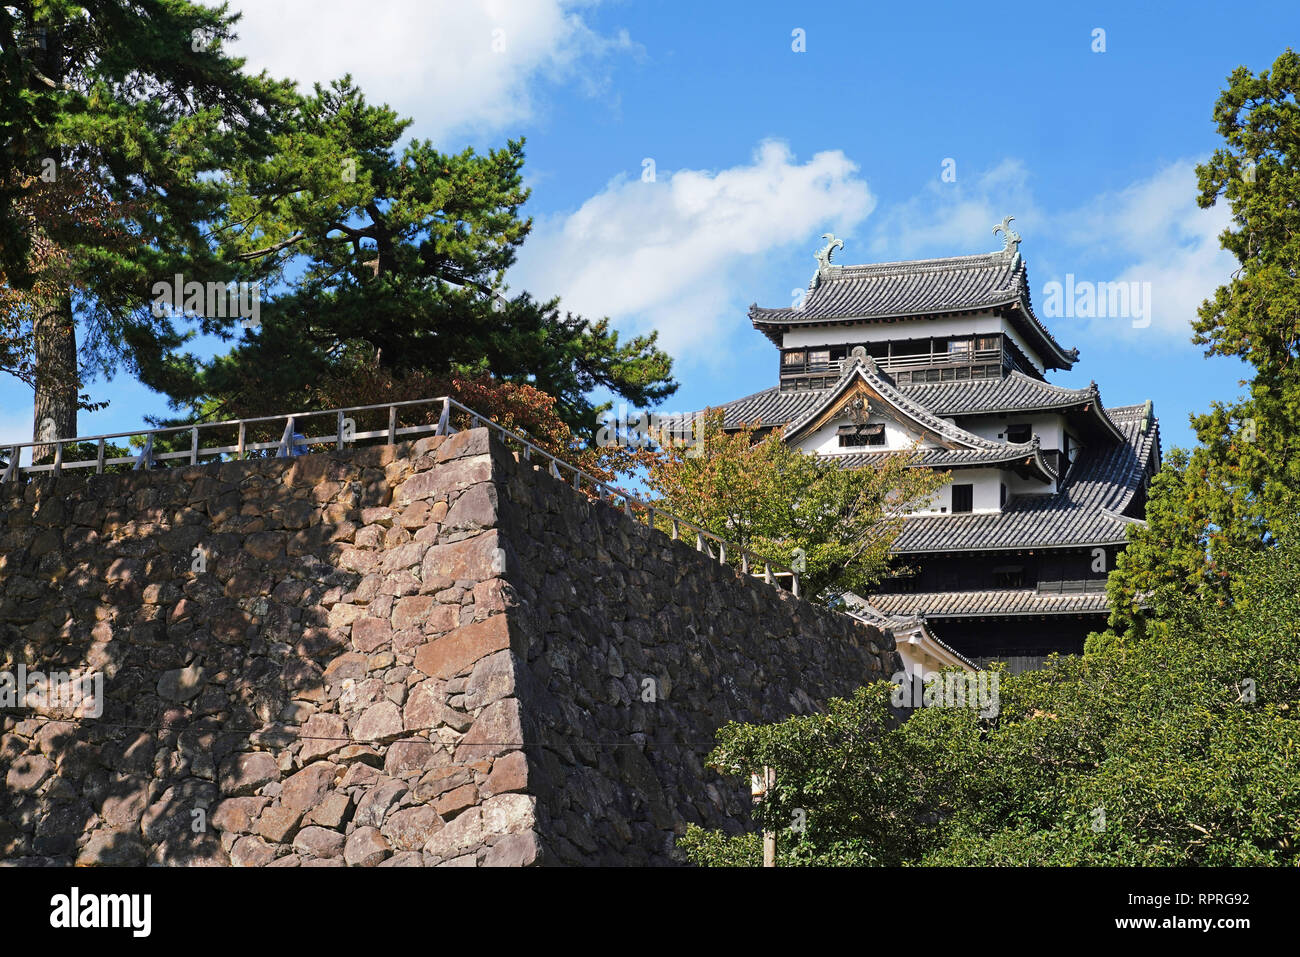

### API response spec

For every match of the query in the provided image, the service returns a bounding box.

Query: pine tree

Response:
[0,0,292,456]
[152,78,676,436]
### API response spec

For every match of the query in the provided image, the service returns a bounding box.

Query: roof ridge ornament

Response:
[809,233,844,289]
[992,216,1021,260]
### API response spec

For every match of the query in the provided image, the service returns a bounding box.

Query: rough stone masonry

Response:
[0,427,896,866]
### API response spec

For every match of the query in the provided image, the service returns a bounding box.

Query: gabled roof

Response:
[781,355,1013,451]
[769,357,1060,484]
[749,246,1079,370]
[711,372,1124,444]
[899,371,1092,415]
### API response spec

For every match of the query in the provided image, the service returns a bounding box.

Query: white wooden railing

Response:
[0,396,800,596]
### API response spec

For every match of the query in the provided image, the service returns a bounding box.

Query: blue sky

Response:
[4,0,1297,453]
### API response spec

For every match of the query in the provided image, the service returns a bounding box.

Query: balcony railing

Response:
[0,396,800,596]
[780,347,1005,380]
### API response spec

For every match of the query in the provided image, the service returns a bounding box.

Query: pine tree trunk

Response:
[31,289,77,464]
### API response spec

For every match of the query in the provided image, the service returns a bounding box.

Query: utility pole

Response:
[751,767,777,867]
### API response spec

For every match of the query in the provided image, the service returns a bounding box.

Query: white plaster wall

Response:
[961,414,1066,451]
[793,417,934,456]
[910,467,1008,515]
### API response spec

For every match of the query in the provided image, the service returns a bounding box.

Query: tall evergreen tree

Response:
[1102,49,1300,644]
[152,78,676,435]
[0,0,291,455]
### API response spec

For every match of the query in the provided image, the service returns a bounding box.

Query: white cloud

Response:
[226,0,637,142]
[864,160,1039,259]
[1060,161,1235,339]
[861,158,1234,341]
[509,140,876,357]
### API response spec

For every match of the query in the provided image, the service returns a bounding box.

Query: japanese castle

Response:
[711,220,1161,671]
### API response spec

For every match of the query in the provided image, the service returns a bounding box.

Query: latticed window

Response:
[838,423,885,447]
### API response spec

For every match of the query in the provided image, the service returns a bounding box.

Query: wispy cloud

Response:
[864,159,1039,260]
[862,158,1234,341]
[510,140,875,358]
[1055,161,1236,339]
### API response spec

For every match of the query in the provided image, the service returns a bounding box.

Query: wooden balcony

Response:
[779,346,1007,389]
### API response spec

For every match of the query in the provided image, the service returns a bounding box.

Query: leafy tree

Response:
[683,515,1300,866]
[0,0,292,453]
[1103,49,1300,643]
[644,411,946,597]
[152,77,676,437]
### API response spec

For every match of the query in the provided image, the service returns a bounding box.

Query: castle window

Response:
[783,350,805,367]
[951,484,973,513]
[947,338,972,354]
[838,423,885,447]
[808,349,831,369]
[1006,423,1032,444]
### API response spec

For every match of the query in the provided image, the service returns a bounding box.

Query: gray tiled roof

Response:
[838,593,979,669]
[698,359,1063,482]
[890,403,1159,553]
[780,358,1012,450]
[868,588,1110,618]
[836,444,1055,476]
[749,249,1079,369]
[686,364,1161,554]
[899,372,1096,416]
[711,386,826,430]
[712,372,1118,436]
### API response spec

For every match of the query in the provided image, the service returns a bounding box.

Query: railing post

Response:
[387,406,397,445]
[671,519,679,541]
[792,573,800,598]
[764,563,773,585]
[741,552,750,574]
[277,417,296,458]
[2,446,18,482]
[718,541,727,564]
[436,398,450,436]
[237,422,246,460]
[190,427,199,465]
[52,441,63,476]
[96,439,105,475]
[696,531,705,552]
[133,434,154,471]
[337,411,345,451]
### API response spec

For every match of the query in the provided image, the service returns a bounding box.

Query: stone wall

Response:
[493,448,896,864]
[0,428,894,866]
